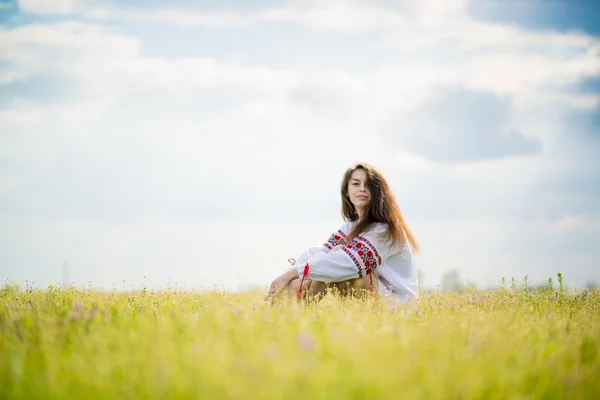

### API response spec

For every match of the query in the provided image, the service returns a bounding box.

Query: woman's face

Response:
[347,168,370,213]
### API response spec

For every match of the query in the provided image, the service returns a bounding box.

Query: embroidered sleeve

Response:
[323,229,347,251]
[294,223,395,282]
[292,223,349,267]
[341,234,383,277]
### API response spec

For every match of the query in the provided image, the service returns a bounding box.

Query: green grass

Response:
[1,280,599,399]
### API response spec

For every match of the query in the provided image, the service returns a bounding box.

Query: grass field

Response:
[1,276,599,399]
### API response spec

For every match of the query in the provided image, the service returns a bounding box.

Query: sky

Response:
[1,0,599,291]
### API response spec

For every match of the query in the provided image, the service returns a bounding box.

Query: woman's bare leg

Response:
[273,275,377,303]
[330,275,377,298]
[296,275,376,301]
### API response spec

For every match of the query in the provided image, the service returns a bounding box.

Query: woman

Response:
[266,162,420,303]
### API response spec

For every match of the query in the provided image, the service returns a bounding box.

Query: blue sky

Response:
[1,0,599,291]
[468,0,600,36]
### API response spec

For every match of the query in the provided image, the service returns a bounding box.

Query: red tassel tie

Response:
[297,263,310,299]
[368,269,373,292]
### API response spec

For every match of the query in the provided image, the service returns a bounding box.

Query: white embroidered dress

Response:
[293,220,418,303]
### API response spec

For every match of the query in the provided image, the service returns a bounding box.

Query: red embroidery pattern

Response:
[343,249,364,277]
[324,229,346,250]
[342,235,382,276]
[355,235,382,266]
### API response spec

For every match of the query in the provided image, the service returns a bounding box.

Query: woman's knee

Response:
[334,275,376,296]
[355,275,375,291]
[285,279,304,297]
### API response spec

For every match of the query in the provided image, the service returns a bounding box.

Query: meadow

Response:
[1,275,598,400]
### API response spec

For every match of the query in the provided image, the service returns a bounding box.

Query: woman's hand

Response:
[265,269,298,301]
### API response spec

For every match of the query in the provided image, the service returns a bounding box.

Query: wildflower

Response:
[70,301,85,321]
[297,332,315,351]
[69,309,83,321]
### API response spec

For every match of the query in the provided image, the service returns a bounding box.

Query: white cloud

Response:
[2,6,598,124]
[15,0,596,49]
[459,52,598,94]
[2,0,599,290]
[18,0,79,14]
[384,86,543,162]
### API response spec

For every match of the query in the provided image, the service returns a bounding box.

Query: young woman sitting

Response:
[266,162,420,303]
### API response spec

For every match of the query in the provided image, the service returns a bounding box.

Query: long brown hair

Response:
[341,163,419,253]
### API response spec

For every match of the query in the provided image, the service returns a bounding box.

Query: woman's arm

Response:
[293,224,395,283]
[265,269,299,300]
[265,224,351,301]
[292,223,350,266]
